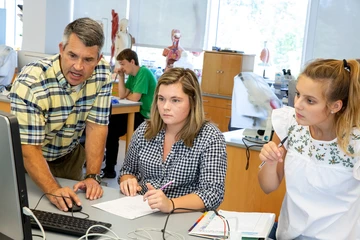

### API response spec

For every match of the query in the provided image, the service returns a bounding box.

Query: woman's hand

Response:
[120,178,142,196]
[143,183,174,213]
[259,141,285,166]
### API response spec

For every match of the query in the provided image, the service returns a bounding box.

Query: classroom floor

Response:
[83,140,126,190]
[101,139,126,189]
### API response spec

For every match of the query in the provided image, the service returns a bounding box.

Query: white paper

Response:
[118,99,139,104]
[92,195,159,220]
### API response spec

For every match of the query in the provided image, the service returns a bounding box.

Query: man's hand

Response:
[73,178,103,200]
[47,187,81,212]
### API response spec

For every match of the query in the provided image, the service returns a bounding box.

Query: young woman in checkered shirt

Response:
[119,68,227,213]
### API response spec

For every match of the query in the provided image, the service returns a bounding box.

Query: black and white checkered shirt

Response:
[119,121,227,210]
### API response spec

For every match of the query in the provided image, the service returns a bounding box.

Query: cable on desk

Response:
[128,227,185,240]
[32,234,44,239]
[22,206,46,240]
[213,209,230,239]
[77,224,127,240]
[33,193,89,219]
[162,207,206,240]
[241,138,266,170]
[30,194,127,240]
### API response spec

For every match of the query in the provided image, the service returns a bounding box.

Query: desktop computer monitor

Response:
[0,111,32,239]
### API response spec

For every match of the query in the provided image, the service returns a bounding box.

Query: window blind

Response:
[129,0,209,52]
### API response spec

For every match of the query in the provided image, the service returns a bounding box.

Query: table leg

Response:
[126,113,135,151]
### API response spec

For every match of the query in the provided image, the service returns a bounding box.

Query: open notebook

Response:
[189,210,275,239]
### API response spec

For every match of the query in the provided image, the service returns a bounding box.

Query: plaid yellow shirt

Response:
[10,54,112,161]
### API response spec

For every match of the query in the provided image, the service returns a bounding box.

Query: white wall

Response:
[302,0,360,64]
[22,0,126,55]
[72,0,127,55]
[22,0,71,54]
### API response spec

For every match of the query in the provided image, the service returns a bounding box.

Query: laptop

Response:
[0,111,32,239]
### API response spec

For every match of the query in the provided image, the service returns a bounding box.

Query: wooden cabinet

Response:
[201,51,255,131]
[203,96,231,132]
[220,145,286,220]
[201,51,255,97]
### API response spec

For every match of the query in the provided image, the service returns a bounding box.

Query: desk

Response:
[112,100,141,150]
[0,95,141,150]
[26,175,202,239]
[219,130,286,220]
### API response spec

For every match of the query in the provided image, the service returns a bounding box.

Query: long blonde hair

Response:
[144,68,205,147]
[300,59,360,154]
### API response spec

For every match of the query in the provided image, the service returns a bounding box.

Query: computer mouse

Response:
[63,198,82,212]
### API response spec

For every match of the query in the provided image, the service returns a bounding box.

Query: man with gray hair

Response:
[10,17,112,211]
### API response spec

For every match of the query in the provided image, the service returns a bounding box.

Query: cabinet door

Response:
[203,105,231,132]
[218,54,243,96]
[219,145,286,220]
[201,53,222,94]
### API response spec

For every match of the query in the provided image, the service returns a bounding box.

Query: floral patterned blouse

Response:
[273,106,360,240]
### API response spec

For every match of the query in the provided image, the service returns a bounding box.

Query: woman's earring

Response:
[331,111,334,114]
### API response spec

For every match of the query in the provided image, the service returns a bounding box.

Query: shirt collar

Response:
[154,127,187,147]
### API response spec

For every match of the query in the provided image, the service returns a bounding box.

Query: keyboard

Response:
[29,209,112,237]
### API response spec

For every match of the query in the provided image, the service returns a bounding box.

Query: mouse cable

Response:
[33,193,89,219]
[22,206,46,240]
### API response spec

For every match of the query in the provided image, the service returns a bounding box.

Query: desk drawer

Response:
[203,96,232,109]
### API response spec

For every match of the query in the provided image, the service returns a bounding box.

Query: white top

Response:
[273,106,360,240]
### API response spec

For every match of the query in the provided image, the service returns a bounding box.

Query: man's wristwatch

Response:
[84,174,101,184]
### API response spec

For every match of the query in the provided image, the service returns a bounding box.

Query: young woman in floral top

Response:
[259,59,360,240]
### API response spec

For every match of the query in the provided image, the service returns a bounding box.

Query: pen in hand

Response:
[160,180,175,191]
[259,136,288,169]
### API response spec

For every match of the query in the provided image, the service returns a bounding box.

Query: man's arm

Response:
[73,121,107,200]
[22,145,60,193]
[84,121,107,175]
[116,71,141,101]
[22,145,81,211]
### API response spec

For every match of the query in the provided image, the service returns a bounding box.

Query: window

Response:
[213,0,308,77]
[129,0,208,52]
[131,0,308,78]
[1,0,23,49]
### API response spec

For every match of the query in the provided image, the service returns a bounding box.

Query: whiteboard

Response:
[302,0,360,64]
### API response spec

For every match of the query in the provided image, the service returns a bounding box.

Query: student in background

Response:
[101,49,156,178]
[10,17,112,211]
[118,68,227,213]
[258,59,360,239]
